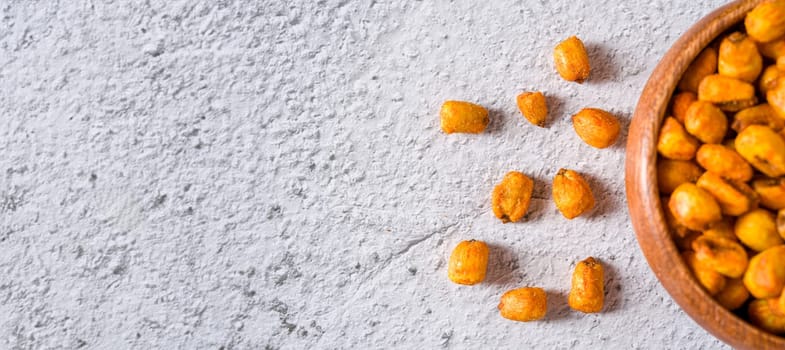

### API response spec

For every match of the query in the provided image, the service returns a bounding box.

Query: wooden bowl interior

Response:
[625,0,785,349]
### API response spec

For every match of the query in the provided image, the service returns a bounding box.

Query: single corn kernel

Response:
[759,66,781,95]
[718,32,763,82]
[657,117,700,160]
[758,37,785,59]
[679,47,718,93]
[683,251,727,296]
[663,195,696,239]
[743,245,785,299]
[749,299,785,334]
[571,108,620,148]
[440,100,489,134]
[703,218,738,242]
[657,159,703,194]
[568,257,604,313]
[753,177,785,210]
[448,240,489,285]
[553,36,590,83]
[671,91,697,123]
[715,278,750,310]
[498,287,547,322]
[516,92,548,127]
[735,209,783,252]
[698,74,758,112]
[669,183,723,231]
[491,171,534,223]
[735,125,785,177]
[732,104,785,133]
[684,101,728,144]
[695,144,753,182]
[696,172,758,217]
[692,235,749,278]
[769,78,785,118]
[552,169,595,219]
[745,0,785,43]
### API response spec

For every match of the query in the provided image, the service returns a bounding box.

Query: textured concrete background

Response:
[0,0,734,349]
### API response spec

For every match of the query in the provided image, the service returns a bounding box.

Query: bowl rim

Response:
[625,0,785,349]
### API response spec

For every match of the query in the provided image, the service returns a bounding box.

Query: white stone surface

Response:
[0,0,734,349]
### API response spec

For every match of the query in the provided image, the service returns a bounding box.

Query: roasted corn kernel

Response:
[758,37,785,59]
[760,65,781,95]
[718,32,763,82]
[491,171,534,223]
[568,257,604,313]
[498,287,547,322]
[715,278,750,310]
[679,47,718,93]
[703,218,738,242]
[768,77,785,119]
[657,159,703,194]
[698,74,758,112]
[748,298,785,334]
[695,144,753,182]
[440,100,489,134]
[745,0,785,43]
[671,91,697,123]
[735,209,783,252]
[657,117,700,160]
[684,101,728,144]
[735,125,785,177]
[669,183,723,231]
[553,36,590,83]
[732,104,785,133]
[692,235,749,278]
[552,169,595,219]
[752,177,785,210]
[516,91,548,127]
[696,171,758,216]
[448,240,489,285]
[743,245,785,299]
[683,251,727,295]
[571,108,621,148]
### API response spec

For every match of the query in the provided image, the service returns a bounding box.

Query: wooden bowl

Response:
[625,0,785,349]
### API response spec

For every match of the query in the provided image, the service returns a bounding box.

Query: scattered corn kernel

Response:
[568,257,604,313]
[684,101,728,144]
[679,47,718,93]
[718,32,763,82]
[695,144,753,182]
[696,171,758,216]
[683,251,727,295]
[498,287,547,322]
[448,240,489,285]
[553,36,590,83]
[715,278,750,310]
[657,117,700,160]
[668,183,723,231]
[657,159,703,194]
[440,100,489,134]
[745,0,785,43]
[743,245,785,299]
[571,108,621,148]
[516,92,548,127]
[698,74,757,112]
[735,125,785,177]
[491,171,534,223]
[735,209,783,252]
[692,235,749,278]
[552,169,595,219]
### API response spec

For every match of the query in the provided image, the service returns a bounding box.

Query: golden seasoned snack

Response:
[732,104,785,133]
[553,36,590,83]
[718,32,763,82]
[448,240,489,285]
[657,117,700,160]
[498,287,547,322]
[491,171,534,223]
[703,218,738,242]
[698,74,757,112]
[753,177,785,210]
[745,0,785,43]
[735,209,783,252]
[696,172,758,216]
[735,125,785,177]
[516,92,548,127]
[758,37,785,59]
[568,257,604,313]
[439,100,489,134]
[679,47,718,93]
[759,66,781,95]
[744,245,785,299]
[692,235,749,278]
[657,159,703,194]
[778,209,785,239]
[695,144,753,182]
[683,251,727,296]
[749,299,785,334]
[663,195,696,240]
[671,91,697,123]
[768,78,785,118]
[668,183,723,231]
[684,101,728,144]
[715,278,750,310]
[571,108,621,148]
[552,169,595,219]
